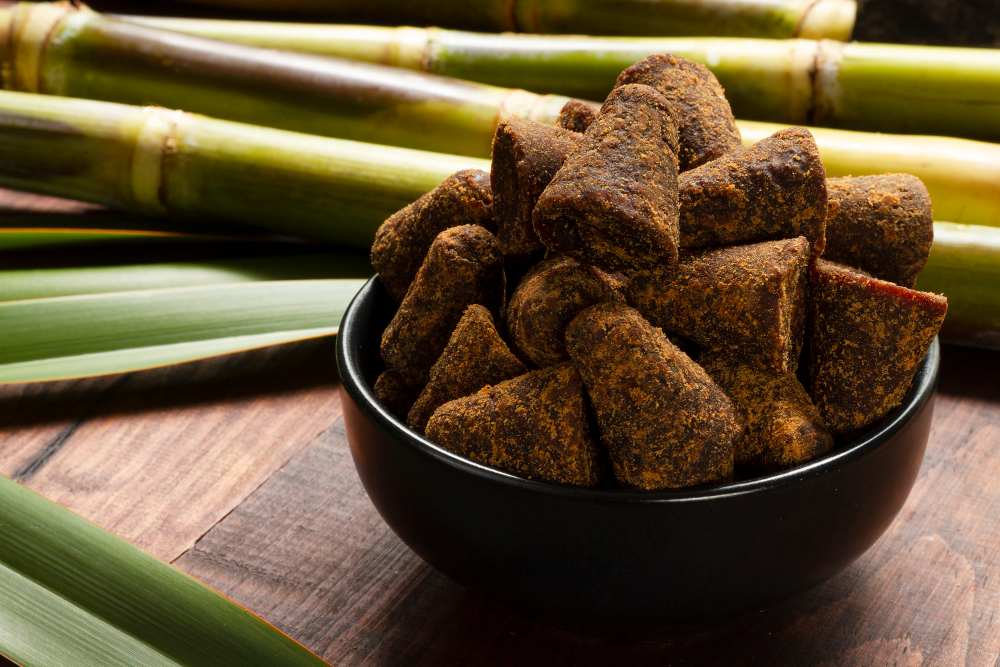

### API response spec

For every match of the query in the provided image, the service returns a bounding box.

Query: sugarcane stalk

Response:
[119,16,1000,142]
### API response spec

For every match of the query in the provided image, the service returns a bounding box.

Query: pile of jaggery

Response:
[370,54,947,491]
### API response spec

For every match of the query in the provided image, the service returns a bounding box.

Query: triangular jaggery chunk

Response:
[425,363,603,487]
[824,174,934,288]
[371,169,494,301]
[626,237,810,375]
[565,302,741,490]
[699,351,834,474]
[809,260,947,434]
[373,369,425,420]
[557,98,598,133]
[678,127,827,256]
[407,305,527,435]
[532,84,681,273]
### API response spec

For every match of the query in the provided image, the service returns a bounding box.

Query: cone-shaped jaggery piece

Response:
[615,54,742,172]
[557,98,598,133]
[407,304,527,434]
[824,174,934,289]
[699,351,834,473]
[627,237,810,376]
[566,303,741,490]
[381,224,504,384]
[491,117,581,256]
[809,260,947,434]
[679,127,827,256]
[372,169,494,301]
[373,369,425,420]
[533,84,680,273]
[507,255,623,368]
[425,363,602,487]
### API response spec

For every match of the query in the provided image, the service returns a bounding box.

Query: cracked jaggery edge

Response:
[425,362,603,487]
[809,259,947,435]
[699,350,834,474]
[491,117,581,256]
[532,84,681,274]
[371,169,494,301]
[556,98,598,133]
[678,127,827,257]
[407,304,527,435]
[373,369,425,420]
[506,255,624,368]
[381,224,505,385]
[627,237,810,376]
[615,53,742,172]
[824,174,934,289]
[565,302,741,490]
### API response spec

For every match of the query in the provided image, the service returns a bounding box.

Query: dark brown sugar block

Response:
[407,304,528,435]
[565,302,741,490]
[557,98,598,133]
[371,169,494,301]
[678,127,827,257]
[699,350,834,473]
[373,369,424,420]
[532,84,681,274]
[425,363,602,487]
[615,53,742,172]
[626,237,810,376]
[809,260,947,434]
[824,174,934,288]
[491,117,582,256]
[506,255,623,368]
[381,224,505,385]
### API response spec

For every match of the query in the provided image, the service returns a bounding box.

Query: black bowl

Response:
[337,277,939,635]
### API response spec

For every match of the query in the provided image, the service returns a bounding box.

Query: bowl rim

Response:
[337,276,940,506]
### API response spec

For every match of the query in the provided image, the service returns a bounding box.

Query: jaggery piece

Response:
[616,53,742,172]
[565,303,741,490]
[557,98,598,133]
[809,260,947,434]
[679,127,827,257]
[506,255,623,368]
[532,84,681,273]
[407,304,527,435]
[491,117,582,256]
[371,169,494,301]
[373,369,425,420]
[626,237,810,376]
[699,350,834,473]
[425,363,602,487]
[824,174,934,288]
[381,225,504,385]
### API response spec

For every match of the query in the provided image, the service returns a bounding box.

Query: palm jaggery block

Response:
[824,174,934,289]
[381,224,504,385]
[615,54,742,172]
[371,169,494,301]
[557,98,598,133]
[627,237,810,376]
[491,117,582,256]
[425,363,602,487]
[679,127,827,257]
[532,84,681,274]
[507,255,624,368]
[699,350,834,474]
[565,302,741,490]
[809,260,947,434]
[407,304,527,435]
[374,369,425,420]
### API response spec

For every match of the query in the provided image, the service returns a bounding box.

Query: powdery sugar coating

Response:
[557,98,598,133]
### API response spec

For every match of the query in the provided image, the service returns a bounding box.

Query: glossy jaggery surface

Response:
[824,174,934,288]
[809,260,947,434]
[699,350,834,474]
[373,369,424,420]
[532,84,681,274]
[506,255,623,368]
[615,54,742,172]
[381,224,505,385]
[425,363,603,487]
[627,237,810,376]
[565,302,741,490]
[678,127,827,257]
[407,304,527,435]
[491,117,582,256]
[557,98,598,133]
[371,169,494,301]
